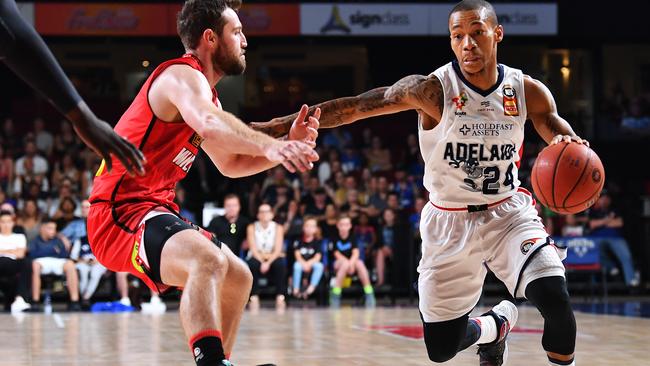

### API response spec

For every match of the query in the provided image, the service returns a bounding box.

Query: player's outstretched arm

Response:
[524,75,588,146]
[249,74,444,137]
[0,0,145,175]
[151,65,318,176]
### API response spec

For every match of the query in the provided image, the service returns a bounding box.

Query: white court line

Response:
[53,313,65,328]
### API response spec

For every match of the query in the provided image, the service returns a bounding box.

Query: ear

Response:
[202,28,218,49]
[494,24,504,43]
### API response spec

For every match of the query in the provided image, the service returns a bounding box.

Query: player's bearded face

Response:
[213,36,246,75]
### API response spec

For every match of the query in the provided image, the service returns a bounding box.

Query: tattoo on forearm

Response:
[545,114,574,138]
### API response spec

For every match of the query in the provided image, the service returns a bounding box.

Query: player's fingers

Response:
[311,107,321,121]
[307,116,320,130]
[583,139,590,147]
[563,135,572,143]
[288,145,310,172]
[306,126,318,141]
[295,104,309,124]
[114,140,142,176]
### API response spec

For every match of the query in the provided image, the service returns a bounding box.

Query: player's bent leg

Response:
[421,314,469,363]
[159,228,229,365]
[218,244,253,358]
[525,276,576,366]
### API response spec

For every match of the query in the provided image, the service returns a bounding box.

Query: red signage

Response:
[35,3,299,37]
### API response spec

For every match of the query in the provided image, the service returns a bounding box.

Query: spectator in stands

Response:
[48,177,80,217]
[80,158,101,198]
[322,129,352,151]
[207,194,250,258]
[291,217,324,299]
[70,230,105,308]
[341,146,362,174]
[0,210,31,313]
[353,212,376,262]
[329,214,375,308]
[409,197,426,239]
[13,139,49,197]
[364,136,392,172]
[587,191,640,287]
[53,120,83,157]
[53,197,79,230]
[303,187,331,220]
[368,176,390,217]
[319,203,339,241]
[340,188,363,220]
[32,117,53,157]
[246,204,287,310]
[391,167,418,210]
[0,144,13,193]
[20,182,48,214]
[375,208,398,287]
[16,199,41,243]
[51,153,81,194]
[2,118,20,157]
[283,199,304,243]
[317,149,340,185]
[29,217,80,311]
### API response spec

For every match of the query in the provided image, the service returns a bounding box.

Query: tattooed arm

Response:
[249,74,445,137]
[524,75,587,146]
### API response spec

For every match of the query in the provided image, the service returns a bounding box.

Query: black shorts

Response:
[143,213,221,286]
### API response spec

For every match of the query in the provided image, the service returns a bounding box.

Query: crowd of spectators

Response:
[0,114,643,313]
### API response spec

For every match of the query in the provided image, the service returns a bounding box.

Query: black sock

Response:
[189,330,225,366]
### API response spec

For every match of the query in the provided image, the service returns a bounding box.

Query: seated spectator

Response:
[353,212,377,262]
[375,208,398,287]
[367,176,389,217]
[52,197,80,230]
[51,153,81,194]
[302,187,331,220]
[409,197,426,239]
[207,194,250,257]
[0,210,31,312]
[16,199,42,243]
[32,117,54,156]
[246,204,287,310]
[70,233,105,308]
[291,217,324,299]
[329,215,375,308]
[340,189,363,220]
[391,167,419,210]
[283,200,303,243]
[0,144,13,193]
[319,204,339,241]
[48,177,81,218]
[364,136,392,172]
[13,139,49,197]
[341,146,362,174]
[587,191,640,287]
[29,217,80,311]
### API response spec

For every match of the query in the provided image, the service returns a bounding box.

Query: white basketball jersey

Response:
[420,61,527,207]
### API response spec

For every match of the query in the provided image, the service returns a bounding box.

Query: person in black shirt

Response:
[329,215,374,308]
[207,194,250,258]
[291,217,324,299]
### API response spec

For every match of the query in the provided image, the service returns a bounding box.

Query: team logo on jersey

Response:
[172,147,196,172]
[520,239,536,255]
[502,85,519,116]
[452,92,468,116]
[189,132,204,148]
[443,143,517,194]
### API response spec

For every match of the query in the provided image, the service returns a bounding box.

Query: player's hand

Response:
[264,139,319,173]
[288,104,320,147]
[72,114,146,176]
[550,134,589,147]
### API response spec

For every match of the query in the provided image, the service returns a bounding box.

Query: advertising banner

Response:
[300,3,430,36]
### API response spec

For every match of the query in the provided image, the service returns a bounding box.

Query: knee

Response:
[313,262,324,270]
[195,248,229,278]
[63,260,75,271]
[32,261,41,273]
[526,276,571,318]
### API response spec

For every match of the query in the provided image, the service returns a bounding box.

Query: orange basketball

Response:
[531,141,605,215]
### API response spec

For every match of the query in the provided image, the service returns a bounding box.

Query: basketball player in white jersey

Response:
[252,1,584,365]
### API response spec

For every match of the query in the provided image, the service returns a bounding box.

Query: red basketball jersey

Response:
[89,54,219,217]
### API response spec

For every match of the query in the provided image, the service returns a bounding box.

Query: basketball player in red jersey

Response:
[0,0,144,175]
[87,1,318,365]
[252,1,586,365]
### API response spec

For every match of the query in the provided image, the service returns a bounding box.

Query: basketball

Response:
[531,141,605,214]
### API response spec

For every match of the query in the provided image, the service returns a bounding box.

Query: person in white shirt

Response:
[0,210,31,312]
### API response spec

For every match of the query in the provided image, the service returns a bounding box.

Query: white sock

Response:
[549,359,575,366]
[119,297,131,306]
[473,315,497,344]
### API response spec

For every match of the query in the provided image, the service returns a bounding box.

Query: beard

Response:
[213,43,246,76]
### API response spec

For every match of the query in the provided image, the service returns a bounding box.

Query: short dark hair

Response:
[41,216,56,225]
[223,193,239,203]
[177,0,242,50]
[0,210,14,218]
[449,0,498,25]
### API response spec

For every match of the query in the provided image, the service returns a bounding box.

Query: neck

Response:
[461,59,498,90]
[304,234,314,241]
[226,214,237,222]
[0,230,12,235]
[187,49,224,88]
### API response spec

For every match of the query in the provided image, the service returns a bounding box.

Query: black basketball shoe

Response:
[477,300,518,366]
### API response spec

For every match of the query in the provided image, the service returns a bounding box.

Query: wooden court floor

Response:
[0,305,648,365]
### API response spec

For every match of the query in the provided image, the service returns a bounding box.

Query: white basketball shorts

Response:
[417,189,565,322]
